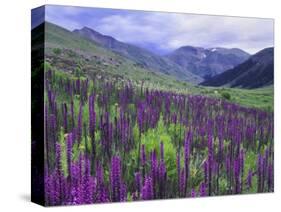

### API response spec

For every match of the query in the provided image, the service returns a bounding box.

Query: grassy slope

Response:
[44,22,273,112]
[45,22,194,90]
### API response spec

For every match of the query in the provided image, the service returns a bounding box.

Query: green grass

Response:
[195,85,273,111]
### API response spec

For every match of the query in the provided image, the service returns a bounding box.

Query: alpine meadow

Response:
[31,5,274,206]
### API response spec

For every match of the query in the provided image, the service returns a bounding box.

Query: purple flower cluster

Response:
[43,69,274,206]
[110,156,122,202]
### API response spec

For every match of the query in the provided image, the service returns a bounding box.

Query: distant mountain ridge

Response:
[43,21,269,88]
[73,27,202,83]
[200,47,274,89]
[166,46,250,78]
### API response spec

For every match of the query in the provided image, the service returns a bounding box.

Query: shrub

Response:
[221,91,231,100]
[53,48,62,55]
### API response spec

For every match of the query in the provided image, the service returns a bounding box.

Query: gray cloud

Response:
[45,5,274,54]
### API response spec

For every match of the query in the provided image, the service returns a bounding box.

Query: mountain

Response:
[73,27,202,83]
[200,47,274,89]
[166,46,250,79]
[41,22,199,90]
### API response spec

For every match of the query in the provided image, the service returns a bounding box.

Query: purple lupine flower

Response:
[98,187,109,203]
[141,144,146,166]
[49,114,57,161]
[141,176,153,200]
[77,103,83,144]
[48,174,59,205]
[179,168,186,197]
[95,163,109,203]
[267,163,273,191]
[78,154,83,185]
[62,103,68,132]
[264,148,269,167]
[67,133,73,179]
[58,174,68,205]
[55,143,62,204]
[234,159,241,194]
[55,142,62,173]
[207,134,214,196]
[44,103,50,170]
[47,89,56,113]
[82,157,94,204]
[88,94,96,174]
[207,134,213,168]
[44,174,53,205]
[70,181,83,205]
[70,99,74,129]
[191,188,196,197]
[88,94,96,137]
[71,128,77,146]
[203,160,208,184]
[171,112,177,124]
[110,156,122,202]
[218,130,224,162]
[120,182,127,201]
[247,169,252,190]
[239,149,244,191]
[96,162,104,185]
[177,152,181,194]
[150,149,158,197]
[134,172,142,194]
[184,132,190,166]
[76,79,80,94]
[132,192,138,201]
[184,132,190,194]
[199,182,207,197]
[70,162,80,196]
[239,149,244,174]
[257,154,264,192]
[158,160,167,198]
[137,102,144,133]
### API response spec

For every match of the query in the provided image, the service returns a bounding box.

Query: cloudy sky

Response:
[32,5,274,54]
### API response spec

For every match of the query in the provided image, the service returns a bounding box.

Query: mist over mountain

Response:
[166,46,250,79]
